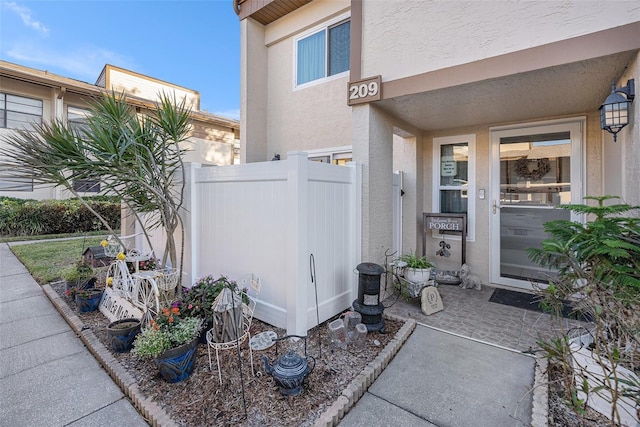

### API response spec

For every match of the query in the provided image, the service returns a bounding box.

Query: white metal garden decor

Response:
[100,235,179,326]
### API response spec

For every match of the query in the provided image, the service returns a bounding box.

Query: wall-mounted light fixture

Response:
[600,79,635,142]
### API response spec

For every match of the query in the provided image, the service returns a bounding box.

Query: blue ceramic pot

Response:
[107,319,141,352]
[154,337,199,383]
[75,290,103,312]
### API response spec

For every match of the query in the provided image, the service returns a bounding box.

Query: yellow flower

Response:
[117,252,126,261]
[100,240,109,247]
[106,277,113,286]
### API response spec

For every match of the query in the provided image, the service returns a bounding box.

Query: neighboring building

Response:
[236,0,640,290]
[0,61,240,200]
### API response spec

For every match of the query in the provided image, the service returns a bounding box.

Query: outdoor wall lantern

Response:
[600,79,635,142]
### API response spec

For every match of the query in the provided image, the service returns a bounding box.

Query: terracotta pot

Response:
[154,337,199,383]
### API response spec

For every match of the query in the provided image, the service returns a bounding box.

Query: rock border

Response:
[531,357,549,427]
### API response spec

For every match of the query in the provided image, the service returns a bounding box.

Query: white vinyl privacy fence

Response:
[145,152,362,336]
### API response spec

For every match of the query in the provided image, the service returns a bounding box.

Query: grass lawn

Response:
[0,230,106,243]
[9,236,105,284]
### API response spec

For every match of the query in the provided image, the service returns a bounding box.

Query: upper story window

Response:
[0,92,43,132]
[67,106,91,132]
[295,16,350,87]
[432,135,476,241]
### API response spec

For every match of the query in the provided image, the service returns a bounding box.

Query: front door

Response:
[489,119,583,289]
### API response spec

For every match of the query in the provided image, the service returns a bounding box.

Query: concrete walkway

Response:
[0,243,148,426]
[340,324,537,427]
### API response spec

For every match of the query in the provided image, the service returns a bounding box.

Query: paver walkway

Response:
[383,282,585,352]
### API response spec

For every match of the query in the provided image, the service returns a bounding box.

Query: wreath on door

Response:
[514,157,550,180]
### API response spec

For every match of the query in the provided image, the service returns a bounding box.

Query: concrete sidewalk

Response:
[340,324,537,427]
[0,243,148,426]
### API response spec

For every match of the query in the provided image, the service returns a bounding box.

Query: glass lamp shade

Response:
[600,90,631,141]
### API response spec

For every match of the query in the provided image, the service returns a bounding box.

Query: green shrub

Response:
[0,196,121,236]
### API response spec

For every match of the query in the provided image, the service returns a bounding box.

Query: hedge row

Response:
[0,196,121,236]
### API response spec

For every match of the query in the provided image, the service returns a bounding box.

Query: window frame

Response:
[293,12,351,90]
[307,145,352,165]
[0,92,43,131]
[432,134,476,241]
[67,105,92,132]
[0,166,34,192]
[73,178,101,193]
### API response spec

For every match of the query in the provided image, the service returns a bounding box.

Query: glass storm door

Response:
[489,120,583,289]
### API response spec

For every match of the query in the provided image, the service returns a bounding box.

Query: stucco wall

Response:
[266,39,352,158]
[251,0,352,160]
[182,136,234,165]
[621,52,639,207]
[361,1,640,82]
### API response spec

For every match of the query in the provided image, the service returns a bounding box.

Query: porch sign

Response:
[99,287,143,322]
[423,213,467,265]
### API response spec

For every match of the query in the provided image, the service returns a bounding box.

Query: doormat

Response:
[488,288,592,321]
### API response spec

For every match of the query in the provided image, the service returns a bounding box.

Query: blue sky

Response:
[0,0,241,119]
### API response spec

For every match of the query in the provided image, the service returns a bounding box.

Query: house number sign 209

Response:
[347,75,382,106]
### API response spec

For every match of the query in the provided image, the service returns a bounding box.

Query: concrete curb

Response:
[312,313,417,427]
[42,284,178,427]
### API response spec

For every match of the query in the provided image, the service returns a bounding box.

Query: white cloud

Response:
[3,2,49,35]
[6,43,135,82]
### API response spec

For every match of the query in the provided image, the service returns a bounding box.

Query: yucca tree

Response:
[0,91,191,285]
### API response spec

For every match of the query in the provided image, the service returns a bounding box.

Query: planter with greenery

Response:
[64,260,96,291]
[398,252,435,284]
[74,288,104,312]
[132,306,202,383]
[527,196,640,425]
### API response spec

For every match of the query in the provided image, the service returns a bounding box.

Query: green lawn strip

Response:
[0,230,107,243]
[10,237,104,284]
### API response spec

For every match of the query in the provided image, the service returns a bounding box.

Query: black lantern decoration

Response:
[600,79,635,142]
[352,262,385,333]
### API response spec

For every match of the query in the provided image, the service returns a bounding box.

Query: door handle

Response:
[493,200,500,214]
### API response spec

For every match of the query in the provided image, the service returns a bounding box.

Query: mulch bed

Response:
[50,281,401,426]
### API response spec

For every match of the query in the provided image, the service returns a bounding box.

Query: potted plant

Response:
[74,287,104,312]
[179,275,245,343]
[398,251,435,284]
[64,260,96,291]
[132,305,202,383]
[106,318,142,353]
